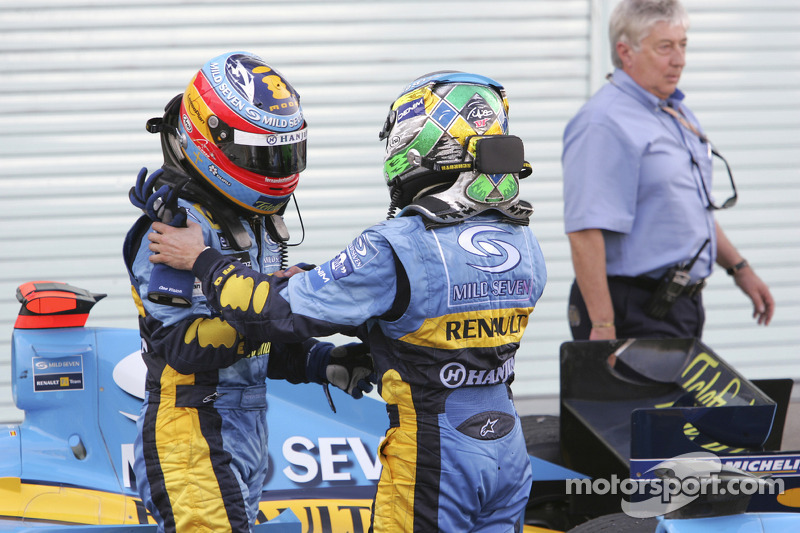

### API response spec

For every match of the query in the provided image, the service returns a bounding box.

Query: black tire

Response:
[567,512,658,532]
[521,414,562,465]
[523,415,577,531]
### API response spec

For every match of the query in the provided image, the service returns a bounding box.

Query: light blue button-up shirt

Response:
[562,68,717,281]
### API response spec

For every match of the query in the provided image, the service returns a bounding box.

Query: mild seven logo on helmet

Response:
[457,225,521,274]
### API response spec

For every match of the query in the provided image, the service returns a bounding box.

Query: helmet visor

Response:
[220,124,308,177]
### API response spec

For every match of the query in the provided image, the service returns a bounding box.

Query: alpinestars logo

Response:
[480,417,498,437]
[457,225,521,274]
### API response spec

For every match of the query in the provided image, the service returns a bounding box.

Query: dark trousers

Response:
[568,278,705,340]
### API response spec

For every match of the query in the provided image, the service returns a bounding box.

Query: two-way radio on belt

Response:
[645,238,710,320]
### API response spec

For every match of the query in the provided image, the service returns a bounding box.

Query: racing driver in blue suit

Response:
[123,51,374,533]
[145,71,547,532]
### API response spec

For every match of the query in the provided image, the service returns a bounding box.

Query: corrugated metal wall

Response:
[683,1,800,385]
[1,0,798,422]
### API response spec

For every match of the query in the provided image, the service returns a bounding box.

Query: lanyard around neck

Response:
[660,103,709,145]
[659,102,739,210]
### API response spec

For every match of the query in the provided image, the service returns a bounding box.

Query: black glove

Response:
[130,167,194,307]
[130,167,186,223]
[306,341,376,403]
[326,342,376,399]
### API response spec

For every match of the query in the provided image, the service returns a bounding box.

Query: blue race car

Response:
[0,281,385,532]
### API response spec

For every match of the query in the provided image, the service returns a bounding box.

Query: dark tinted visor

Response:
[219,124,308,177]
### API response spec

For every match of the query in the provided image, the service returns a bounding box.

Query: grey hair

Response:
[609,0,690,68]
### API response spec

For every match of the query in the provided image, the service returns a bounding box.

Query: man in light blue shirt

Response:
[562,0,774,340]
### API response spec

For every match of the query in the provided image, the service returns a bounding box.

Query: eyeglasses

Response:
[661,104,738,210]
[693,148,738,210]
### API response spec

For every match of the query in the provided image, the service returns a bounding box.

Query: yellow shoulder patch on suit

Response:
[184,317,238,348]
[252,281,270,313]
[219,274,256,311]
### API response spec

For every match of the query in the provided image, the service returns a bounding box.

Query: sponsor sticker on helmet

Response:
[461,94,497,132]
[207,164,231,186]
[235,128,307,147]
[254,196,289,213]
[181,113,193,133]
[431,101,458,129]
[224,56,300,116]
[396,97,426,123]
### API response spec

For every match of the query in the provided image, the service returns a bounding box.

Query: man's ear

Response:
[616,41,633,68]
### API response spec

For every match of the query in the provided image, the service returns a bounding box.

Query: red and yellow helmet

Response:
[171,51,307,215]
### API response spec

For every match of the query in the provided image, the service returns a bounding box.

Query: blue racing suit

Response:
[190,212,547,532]
[123,196,330,533]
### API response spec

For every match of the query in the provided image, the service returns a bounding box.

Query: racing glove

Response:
[130,167,194,307]
[306,342,376,410]
[130,167,187,223]
[326,342,376,399]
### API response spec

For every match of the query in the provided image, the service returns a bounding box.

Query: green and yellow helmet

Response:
[379,71,532,223]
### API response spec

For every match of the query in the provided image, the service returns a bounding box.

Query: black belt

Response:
[608,275,706,297]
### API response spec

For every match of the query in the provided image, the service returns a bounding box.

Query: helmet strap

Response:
[265,213,290,243]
